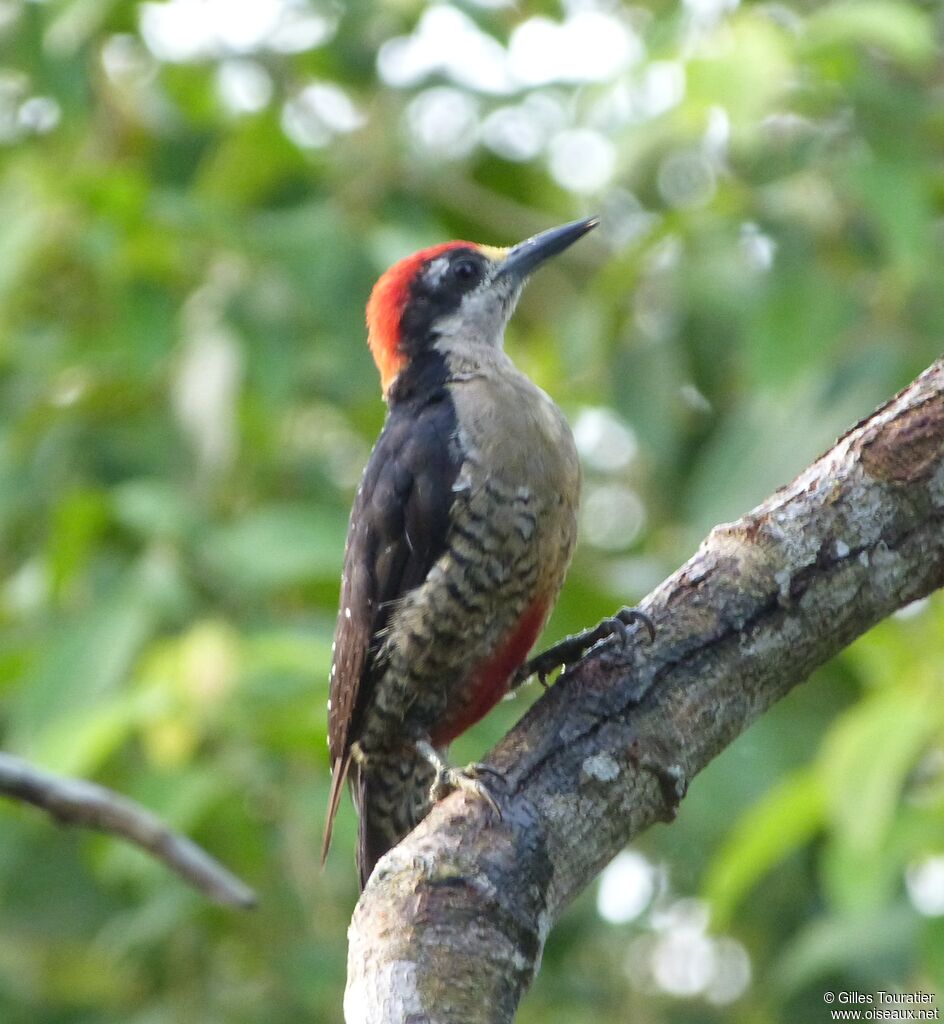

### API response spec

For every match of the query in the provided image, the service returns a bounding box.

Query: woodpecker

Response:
[322,217,624,889]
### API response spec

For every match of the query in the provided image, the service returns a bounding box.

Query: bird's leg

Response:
[414,739,502,817]
[514,606,656,688]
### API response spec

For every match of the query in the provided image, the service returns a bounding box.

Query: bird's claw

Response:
[430,762,502,817]
[415,741,502,817]
[514,605,655,686]
[601,606,656,649]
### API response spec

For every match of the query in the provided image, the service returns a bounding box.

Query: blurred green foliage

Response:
[0,0,942,1021]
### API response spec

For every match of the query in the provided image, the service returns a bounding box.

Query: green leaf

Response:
[704,771,826,928]
[9,565,172,749]
[47,487,109,593]
[198,503,346,592]
[776,906,918,995]
[28,695,136,776]
[686,12,794,132]
[819,682,940,855]
[111,478,197,540]
[805,1,935,68]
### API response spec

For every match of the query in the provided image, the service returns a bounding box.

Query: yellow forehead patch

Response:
[477,244,509,261]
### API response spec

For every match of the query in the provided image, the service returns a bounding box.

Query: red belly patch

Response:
[429,597,548,747]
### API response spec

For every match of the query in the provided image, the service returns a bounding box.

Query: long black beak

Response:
[497,216,599,284]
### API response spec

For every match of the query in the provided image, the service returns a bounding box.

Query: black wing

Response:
[322,381,459,860]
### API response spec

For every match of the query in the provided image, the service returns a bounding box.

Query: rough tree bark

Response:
[344,357,944,1023]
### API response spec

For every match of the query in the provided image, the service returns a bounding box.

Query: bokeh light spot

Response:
[574,407,639,473]
[597,851,656,924]
[906,855,944,916]
[549,129,616,193]
[581,483,646,550]
[657,149,717,208]
[216,58,273,114]
[406,87,479,159]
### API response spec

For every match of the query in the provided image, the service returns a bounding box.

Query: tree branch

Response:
[345,358,944,1023]
[0,752,256,909]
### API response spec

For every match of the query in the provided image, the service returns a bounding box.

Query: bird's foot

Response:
[415,740,502,817]
[514,606,655,687]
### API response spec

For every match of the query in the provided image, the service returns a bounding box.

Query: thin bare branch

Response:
[0,752,256,910]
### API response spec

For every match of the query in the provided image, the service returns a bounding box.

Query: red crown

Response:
[366,241,471,394]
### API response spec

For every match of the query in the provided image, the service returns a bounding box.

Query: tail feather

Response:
[352,762,386,891]
[321,752,351,867]
[352,749,438,890]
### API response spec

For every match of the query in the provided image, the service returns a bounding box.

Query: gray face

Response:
[399,218,598,364]
[399,247,521,360]
[428,262,523,355]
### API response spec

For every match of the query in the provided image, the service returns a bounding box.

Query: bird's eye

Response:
[452,259,481,286]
